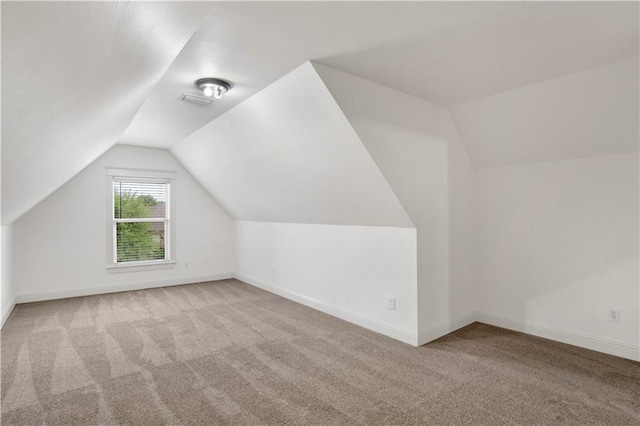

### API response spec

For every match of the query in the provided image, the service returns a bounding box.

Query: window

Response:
[107,169,176,271]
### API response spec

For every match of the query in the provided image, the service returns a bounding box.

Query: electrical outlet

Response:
[388,297,396,310]
[184,261,189,269]
[609,309,620,323]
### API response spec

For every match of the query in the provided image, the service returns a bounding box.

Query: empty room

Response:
[1,1,638,425]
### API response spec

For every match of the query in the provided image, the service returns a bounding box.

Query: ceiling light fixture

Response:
[195,78,232,99]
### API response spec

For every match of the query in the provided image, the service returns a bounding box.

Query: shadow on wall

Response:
[478,153,640,355]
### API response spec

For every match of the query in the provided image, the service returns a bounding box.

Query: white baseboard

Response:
[1,297,16,328]
[235,273,419,346]
[10,273,639,362]
[417,310,477,346]
[14,273,234,304]
[476,311,640,362]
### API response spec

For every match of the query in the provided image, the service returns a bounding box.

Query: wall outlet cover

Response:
[388,297,396,310]
[609,309,620,323]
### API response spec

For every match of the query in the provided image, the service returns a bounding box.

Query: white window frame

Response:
[106,168,176,273]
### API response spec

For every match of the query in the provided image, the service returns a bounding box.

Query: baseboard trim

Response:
[476,311,640,362]
[417,310,477,346]
[1,297,16,328]
[235,273,419,346]
[14,273,235,304]
[10,274,639,361]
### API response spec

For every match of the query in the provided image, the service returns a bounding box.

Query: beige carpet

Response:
[1,279,638,425]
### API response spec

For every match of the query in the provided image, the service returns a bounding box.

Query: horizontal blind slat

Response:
[114,180,168,219]
[113,177,169,264]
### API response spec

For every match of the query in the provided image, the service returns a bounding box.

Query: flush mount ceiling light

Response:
[195,77,232,99]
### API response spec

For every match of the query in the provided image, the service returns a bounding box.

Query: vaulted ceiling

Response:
[450,57,639,169]
[1,1,213,224]
[2,1,638,224]
[171,62,413,228]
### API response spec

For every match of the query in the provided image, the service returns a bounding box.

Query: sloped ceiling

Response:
[120,1,639,150]
[171,62,413,228]
[321,1,639,106]
[3,2,638,224]
[450,57,639,169]
[118,1,506,149]
[1,1,212,225]
[312,62,454,228]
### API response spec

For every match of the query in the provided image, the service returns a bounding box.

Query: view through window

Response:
[113,178,169,264]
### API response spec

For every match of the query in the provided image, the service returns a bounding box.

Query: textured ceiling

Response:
[118,1,500,148]
[1,1,213,224]
[322,1,639,106]
[171,63,413,228]
[120,1,639,149]
[2,1,638,224]
[450,57,639,169]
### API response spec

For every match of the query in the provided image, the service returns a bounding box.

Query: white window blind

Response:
[112,178,170,264]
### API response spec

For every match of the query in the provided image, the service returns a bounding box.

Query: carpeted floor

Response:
[1,279,638,425]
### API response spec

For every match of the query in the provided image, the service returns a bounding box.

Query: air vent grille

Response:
[178,93,213,106]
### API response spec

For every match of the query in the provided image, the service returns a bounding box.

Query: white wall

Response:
[235,221,418,343]
[1,225,15,325]
[446,115,478,325]
[478,153,639,360]
[172,62,412,228]
[314,63,477,339]
[12,145,235,301]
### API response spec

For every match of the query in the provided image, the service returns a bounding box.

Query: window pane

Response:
[116,222,166,263]
[114,181,167,219]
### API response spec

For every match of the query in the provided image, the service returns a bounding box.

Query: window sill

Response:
[106,261,176,274]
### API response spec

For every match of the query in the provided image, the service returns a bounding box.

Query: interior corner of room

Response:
[1,1,639,424]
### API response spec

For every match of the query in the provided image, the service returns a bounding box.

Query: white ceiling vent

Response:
[178,93,214,106]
